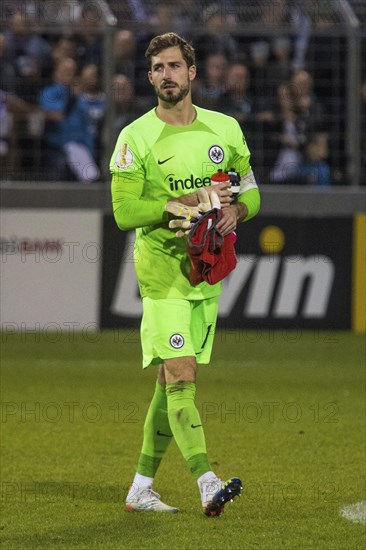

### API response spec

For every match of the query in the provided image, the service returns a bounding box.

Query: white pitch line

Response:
[340,501,366,524]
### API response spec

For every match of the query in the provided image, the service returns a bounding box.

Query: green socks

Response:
[137,381,173,477]
[166,381,211,478]
[136,380,211,480]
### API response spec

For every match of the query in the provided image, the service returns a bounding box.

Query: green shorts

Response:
[140,297,219,368]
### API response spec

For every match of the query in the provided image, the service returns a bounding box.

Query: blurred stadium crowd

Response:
[0,0,365,184]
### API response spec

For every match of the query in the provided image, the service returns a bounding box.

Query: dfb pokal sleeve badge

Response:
[115,143,134,169]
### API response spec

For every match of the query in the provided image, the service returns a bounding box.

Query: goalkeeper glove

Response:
[165,201,200,220]
[167,188,220,237]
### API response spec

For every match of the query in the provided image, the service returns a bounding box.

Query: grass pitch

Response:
[1,329,365,550]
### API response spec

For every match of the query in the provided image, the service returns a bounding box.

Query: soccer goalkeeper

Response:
[110,32,260,516]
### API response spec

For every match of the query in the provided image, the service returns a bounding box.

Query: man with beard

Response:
[110,32,260,516]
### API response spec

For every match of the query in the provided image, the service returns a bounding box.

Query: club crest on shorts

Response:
[169,333,185,349]
[208,145,224,164]
[115,143,134,169]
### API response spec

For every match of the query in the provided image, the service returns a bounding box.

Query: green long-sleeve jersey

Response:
[110,105,260,300]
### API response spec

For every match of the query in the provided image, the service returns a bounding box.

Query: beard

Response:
[155,79,190,104]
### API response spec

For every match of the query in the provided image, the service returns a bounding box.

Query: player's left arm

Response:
[216,121,260,235]
[216,175,260,235]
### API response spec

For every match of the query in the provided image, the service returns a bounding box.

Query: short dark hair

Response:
[145,32,195,68]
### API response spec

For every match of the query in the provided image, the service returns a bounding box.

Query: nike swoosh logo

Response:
[156,430,173,437]
[158,156,174,165]
[191,424,202,429]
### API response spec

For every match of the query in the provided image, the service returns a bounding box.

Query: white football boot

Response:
[125,487,180,513]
